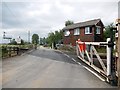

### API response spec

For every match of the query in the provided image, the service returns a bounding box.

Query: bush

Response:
[58,45,76,52]
[1,46,8,57]
[96,46,106,53]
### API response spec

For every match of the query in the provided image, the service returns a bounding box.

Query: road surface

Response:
[2,46,116,88]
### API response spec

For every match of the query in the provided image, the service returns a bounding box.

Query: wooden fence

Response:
[1,44,33,58]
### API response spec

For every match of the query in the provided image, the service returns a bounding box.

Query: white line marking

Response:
[58,50,105,82]
[58,50,62,53]
[64,54,70,58]
[72,58,76,62]
[83,66,105,82]
[72,58,82,65]
[77,62,81,65]
[61,51,81,65]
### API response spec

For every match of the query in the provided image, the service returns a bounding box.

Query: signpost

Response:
[16,36,21,44]
[3,32,12,43]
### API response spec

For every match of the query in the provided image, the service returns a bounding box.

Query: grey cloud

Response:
[1,1,118,43]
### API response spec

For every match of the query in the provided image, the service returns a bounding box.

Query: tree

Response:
[43,37,46,45]
[65,20,74,26]
[40,38,43,45]
[40,37,46,45]
[46,32,55,46]
[46,30,63,47]
[32,34,39,44]
[54,30,63,44]
[20,39,25,45]
[103,23,115,41]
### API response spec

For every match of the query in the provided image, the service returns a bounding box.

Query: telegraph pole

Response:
[117,19,120,88]
[115,18,120,87]
[118,2,120,88]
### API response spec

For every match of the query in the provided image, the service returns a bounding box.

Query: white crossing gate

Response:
[76,38,117,84]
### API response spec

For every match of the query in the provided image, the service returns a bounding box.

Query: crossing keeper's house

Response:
[62,19,104,46]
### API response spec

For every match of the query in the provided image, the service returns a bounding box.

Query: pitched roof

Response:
[63,19,102,30]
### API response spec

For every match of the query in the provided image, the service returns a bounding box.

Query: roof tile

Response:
[63,19,101,30]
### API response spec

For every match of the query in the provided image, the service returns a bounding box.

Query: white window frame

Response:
[64,30,70,36]
[96,26,101,34]
[74,28,80,35]
[85,27,92,34]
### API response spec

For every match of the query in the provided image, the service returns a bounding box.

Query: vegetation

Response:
[59,45,76,52]
[46,30,63,47]
[65,20,74,26]
[40,37,46,45]
[32,34,39,44]
[103,23,115,41]
[96,47,106,53]
[1,44,34,58]
[45,20,74,47]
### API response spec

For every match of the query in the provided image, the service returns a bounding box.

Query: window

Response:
[74,28,80,35]
[85,27,92,34]
[64,30,70,36]
[96,27,101,34]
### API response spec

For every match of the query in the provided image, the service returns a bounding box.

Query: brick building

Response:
[62,19,104,46]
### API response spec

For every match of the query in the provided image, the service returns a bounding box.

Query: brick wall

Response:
[63,21,104,46]
[63,27,95,46]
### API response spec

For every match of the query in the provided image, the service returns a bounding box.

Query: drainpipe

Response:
[94,26,96,42]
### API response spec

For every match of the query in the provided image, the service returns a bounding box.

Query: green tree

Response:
[103,23,115,41]
[46,30,63,47]
[32,34,39,44]
[46,32,55,46]
[43,37,46,44]
[54,30,63,44]
[40,38,43,45]
[20,39,25,45]
[65,20,74,26]
[40,37,47,45]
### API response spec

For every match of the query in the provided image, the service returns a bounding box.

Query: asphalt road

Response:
[2,46,116,88]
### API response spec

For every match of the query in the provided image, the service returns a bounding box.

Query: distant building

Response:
[62,19,104,46]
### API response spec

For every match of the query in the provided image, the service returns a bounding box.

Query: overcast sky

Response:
[1,0,119,43]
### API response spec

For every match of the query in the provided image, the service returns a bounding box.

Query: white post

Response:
[52,43,54,49]
[90,46,93,64]
[76,44,79,56]
[107,38,112,82]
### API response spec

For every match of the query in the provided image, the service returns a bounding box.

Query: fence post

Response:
[16,47,19,55]
[76,44,79,56]
[107,38,111,82]
[8,47,11,57]
[117,18,120,87]
[90,45,93,64]
[52,43,54,49]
